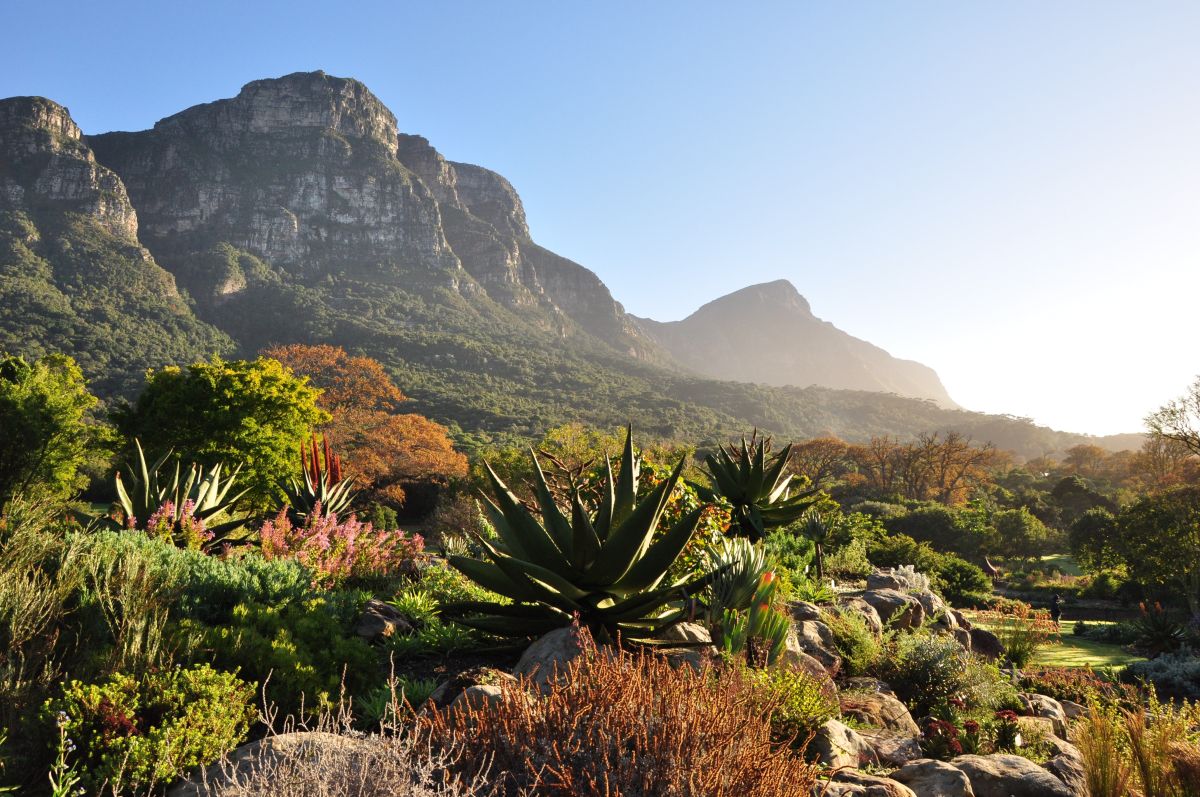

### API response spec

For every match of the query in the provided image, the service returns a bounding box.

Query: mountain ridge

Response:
[635,279,958,408]
[0,72,1140,455]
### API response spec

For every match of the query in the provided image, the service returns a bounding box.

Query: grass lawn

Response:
[1038,554,1082,577]
[1034,621,1145,668]
[965,615,1144,668]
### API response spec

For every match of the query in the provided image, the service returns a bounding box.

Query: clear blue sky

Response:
[4,1,1199,437]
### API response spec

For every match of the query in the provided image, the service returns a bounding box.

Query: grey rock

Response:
[841,677,897,697]
[949,753,1074,797]
[789,600,824,622]
[914,590,955,628]
[862,589,925,629]
[818,771,917,797]
[968,628,1005,661]
[890,758,976,797]
[659,621,712,645]
[1059,699,1086,720]
[867,571,905,591]
[857,728,923,767]
[809,719,879,769]
[450,684,506,711]
[790,619,843,675]
[428,666,517,708]
[354,599,415,640]
[167,732,371,797]
[1043,736,1087,795]
[837,597,885,636]
[513,626,587,690]
[1023,693,1069,738]
[950,609,973,630]
[839,690,919,735]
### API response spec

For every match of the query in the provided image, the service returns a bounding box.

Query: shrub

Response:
[763,525,815,579]
[1124,653,1200,702]
[181,594,381,717]
[1132,602,1186,656]
[1021,666,1137,705]
[200,729,482,796]
[868,533,990,604]
[823,536,873,580]
[934,556,992,605]
[974,600,1057,667]
[0,353,98,506]
[821,606,883,677]
[44,664,254,794]
[876,632,971,716]
[260,508,423,589]
[745,666,838,744]
[417,626,819,796]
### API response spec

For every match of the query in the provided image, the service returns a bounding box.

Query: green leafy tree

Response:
[1069,507,1122,574]
[993,507,1057,564]
[115,357,328,506]
[1117,486,1200,616]
[0,353,98,504]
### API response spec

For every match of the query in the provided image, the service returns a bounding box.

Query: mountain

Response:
[0,97,231,397]
[636,280,958,408]
[0,72,1139,455]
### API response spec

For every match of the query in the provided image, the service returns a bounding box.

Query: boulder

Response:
[951,627,973,652]
[1023,693,1069,738]
[837,596,885,636]
[839,690,919,735]
[513,626,586,690]
[968,628,1005,661]
[1043,736,1087,795]
[890,759,976,797]
[659,622,713,645]
[809,719,880,769]
[867,571,905,591]
[862,589,925,630]
[450,684,506,711]
[168,732,371,797]
[1059,699,1086,720]
[949,753,1075,797]
[354,599,415,640]
[1016,715,1056,742]
[428,666,518,708]
[817,771,917,797]
[659,647,708,672]
[790,600,824,622]
[782,640,839,690]
[841,677,897,697]
[950,609,973,630]
[914,590,955,628]
[790,620,843,675]
[857,728,923,767]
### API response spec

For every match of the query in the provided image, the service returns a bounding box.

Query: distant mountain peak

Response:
[639,282,958,408]
[694,280,813,317]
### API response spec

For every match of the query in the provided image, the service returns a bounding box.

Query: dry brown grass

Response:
[417,627,820,797]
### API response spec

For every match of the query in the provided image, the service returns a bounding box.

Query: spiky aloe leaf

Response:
[586,455,686,585]
[481,462,574,574]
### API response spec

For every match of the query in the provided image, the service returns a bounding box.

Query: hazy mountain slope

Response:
[0,97,231,397]
[637,280,958,408]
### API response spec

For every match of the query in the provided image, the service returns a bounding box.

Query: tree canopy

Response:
[114,357,328,505]
[0,352,98,505]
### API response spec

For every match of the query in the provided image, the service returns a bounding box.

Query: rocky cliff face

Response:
[88,71,656,359]
[0,97,139,240]
[0,97,230,397]
[637,280,959,408]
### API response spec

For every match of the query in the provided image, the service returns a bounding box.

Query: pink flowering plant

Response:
[259,503,424,588]
[137,500,214,550]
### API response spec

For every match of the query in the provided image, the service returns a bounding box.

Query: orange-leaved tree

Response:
[264,344,466,505]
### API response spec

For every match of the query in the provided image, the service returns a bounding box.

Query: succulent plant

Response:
[114,439,250,549]
[442,426,719,643]
[701,432,820,541]
[718,571,790,667]
[278,434,357,523]
[704,536,772,623]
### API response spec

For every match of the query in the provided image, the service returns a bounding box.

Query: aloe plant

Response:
[442,426,719,643]
[278,434,357,523]
[701,432,819,541]
[719,572,790,667]
[704,536,772,623]
[114,439,250,550]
